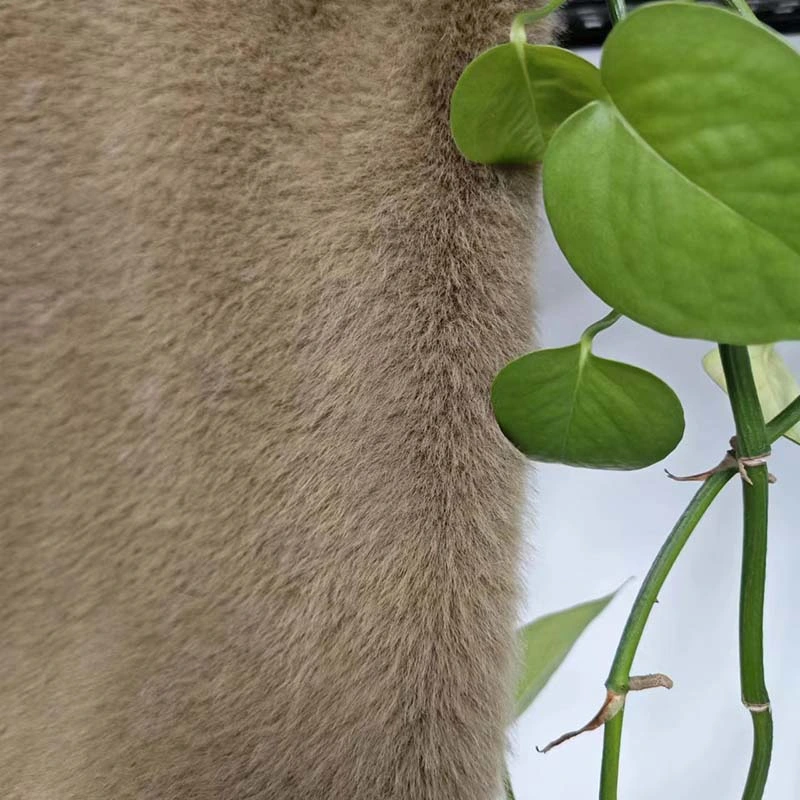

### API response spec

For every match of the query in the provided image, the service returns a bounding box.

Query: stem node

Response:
[743,701,771,713]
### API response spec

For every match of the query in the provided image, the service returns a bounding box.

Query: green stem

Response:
[580,310,622,345]
[503,763,517,800]
[720,345,772,800]
[597,350,795,799]
[606,0,627,25]
[510,0,572,44]
[605,469,734,696]
[743,712,773,798]
[765,392,800,443]
[576,311,622,373]
[599,709,624,798]
[598,470,733,800]
[738,466,773,800]
[718,346,769,456]
[724,0,760,23]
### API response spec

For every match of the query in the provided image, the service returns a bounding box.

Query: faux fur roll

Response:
[0,2,553,798]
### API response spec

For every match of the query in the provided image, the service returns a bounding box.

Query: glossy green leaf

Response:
[450,44,603,164]
[543,3,800,344]
[703,345,800,445]
[515,588,620,719]
[492,343,684,469]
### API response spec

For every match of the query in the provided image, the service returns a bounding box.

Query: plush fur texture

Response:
[0,2,552,798]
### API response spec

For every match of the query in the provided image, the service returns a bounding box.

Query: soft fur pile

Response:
[0,2,552,798]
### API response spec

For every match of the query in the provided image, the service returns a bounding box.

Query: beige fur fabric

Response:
[0,2,552,798]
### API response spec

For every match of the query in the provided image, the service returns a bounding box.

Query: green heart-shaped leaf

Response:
[515,587,621,719]
[492,343,684,469]
[543,3,800,344]
[703,345,800,445]
[450,44,603,164]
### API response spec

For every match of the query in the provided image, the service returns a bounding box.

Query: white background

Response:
[510,39,800,800]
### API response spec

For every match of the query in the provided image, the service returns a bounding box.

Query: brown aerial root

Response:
[627,673,674,691]
[537,673,673,755]
[665,437,775,486]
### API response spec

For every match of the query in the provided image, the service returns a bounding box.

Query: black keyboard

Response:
[562,0,800,46]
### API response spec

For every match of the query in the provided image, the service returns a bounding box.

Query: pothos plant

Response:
[449,1,800,798]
